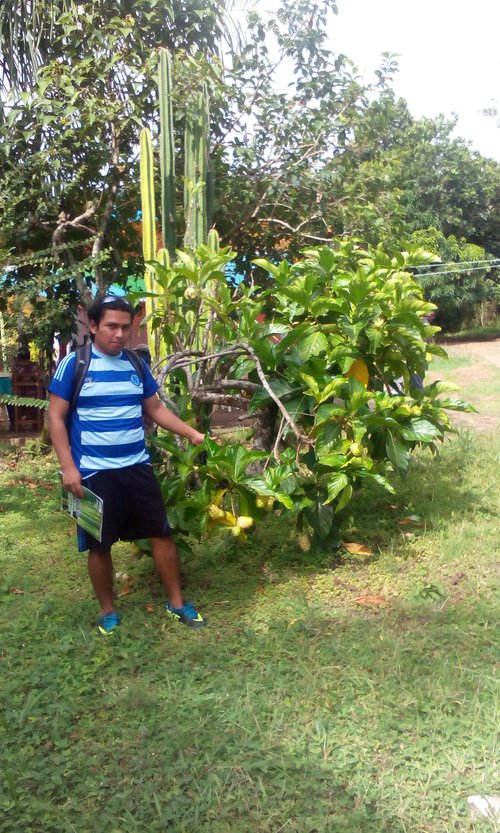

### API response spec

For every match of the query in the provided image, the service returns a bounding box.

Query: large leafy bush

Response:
[142,242,474,551]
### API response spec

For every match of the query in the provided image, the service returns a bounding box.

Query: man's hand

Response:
[61,464,83,499]
[189,429,208,445]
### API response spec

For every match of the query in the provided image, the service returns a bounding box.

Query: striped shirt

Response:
[48,346,158,476]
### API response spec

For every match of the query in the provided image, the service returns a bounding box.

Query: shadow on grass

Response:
[1,431,497,831]
[1,581,496,832]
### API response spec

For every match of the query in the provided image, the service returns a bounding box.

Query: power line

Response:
[410,259,500,272]
[414,265,500,279]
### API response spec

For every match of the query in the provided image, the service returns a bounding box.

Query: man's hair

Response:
[87,295,135,328]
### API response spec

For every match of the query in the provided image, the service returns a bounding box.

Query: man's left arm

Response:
[143,395,206,444]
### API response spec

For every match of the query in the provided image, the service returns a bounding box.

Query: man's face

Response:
[89,309,133,356]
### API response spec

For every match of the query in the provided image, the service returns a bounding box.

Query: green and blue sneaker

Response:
[165,601,205,629]
[97,610,122,635]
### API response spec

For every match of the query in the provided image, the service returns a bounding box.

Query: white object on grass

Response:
[467,795,500,821]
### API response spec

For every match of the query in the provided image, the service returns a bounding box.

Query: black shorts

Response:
[77,463,171,553]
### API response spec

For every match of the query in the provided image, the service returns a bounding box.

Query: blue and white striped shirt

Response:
[48,346,158,476]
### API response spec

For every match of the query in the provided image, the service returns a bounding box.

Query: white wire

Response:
[415,265,499,279]
[411,259,500,271]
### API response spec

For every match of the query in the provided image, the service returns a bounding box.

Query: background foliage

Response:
[0,0,499,357]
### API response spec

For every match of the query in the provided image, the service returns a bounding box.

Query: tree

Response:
[0,0,227,355]
[133,240,474,551]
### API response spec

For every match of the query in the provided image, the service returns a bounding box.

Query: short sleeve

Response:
[47,353,77,402]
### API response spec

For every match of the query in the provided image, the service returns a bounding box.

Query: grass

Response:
[1,426,499,831]
[439,324,500,342]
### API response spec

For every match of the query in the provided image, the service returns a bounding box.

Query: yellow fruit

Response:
[208,504,225,520]
[346,359,369,387]
[184,286,197,300]
[410,406,421,416]
[255,496,267,509]
[231,525,242,537]
[349,442,363,457]
[236,516,254,529]
[266,497,275,511]
[297,533,311,552]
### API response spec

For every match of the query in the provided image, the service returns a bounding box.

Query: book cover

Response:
[61,484,103,542]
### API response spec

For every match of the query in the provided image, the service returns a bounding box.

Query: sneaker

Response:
[165,600,206,629]
[97,610,122,635]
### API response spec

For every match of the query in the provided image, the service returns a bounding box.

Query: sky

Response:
[331,0,500,160]
[253,0,500,161]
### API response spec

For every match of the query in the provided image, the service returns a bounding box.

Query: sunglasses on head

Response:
[101,295,134,311]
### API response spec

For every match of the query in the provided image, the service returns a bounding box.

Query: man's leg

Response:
[88,548,115,614]
[150,537,183,610]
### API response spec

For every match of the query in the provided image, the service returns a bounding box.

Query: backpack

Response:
[69,342,146,415]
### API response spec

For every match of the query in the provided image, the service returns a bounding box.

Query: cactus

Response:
[184,83,209,249]
[139,127,158,358]
[140,51,214,359]
[207,227,220,253]
[140,127,156,264]
[159,49,176,259]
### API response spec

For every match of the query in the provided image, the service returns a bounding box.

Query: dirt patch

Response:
[438,338,500,368]
[429,339,500,433]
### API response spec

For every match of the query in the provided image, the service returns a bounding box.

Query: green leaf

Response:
[323,473,348,505]
[305,500,335,540]
[314,403,346,426]
[356,470,396,493]
[386,431,411,475]
[436,398,477,413]
[315,421,342,455]
[300,373,320,396]
[295,330,328,361]
[252,258,279,276]
[425,343,448,359]
[424,380,459,396]
[335,483,353,513]
[400,418,442,442]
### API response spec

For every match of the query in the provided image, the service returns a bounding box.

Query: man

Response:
[48,295,206,634]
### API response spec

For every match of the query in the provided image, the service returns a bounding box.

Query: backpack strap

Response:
[70,342,92,414]
[122,347,146,383]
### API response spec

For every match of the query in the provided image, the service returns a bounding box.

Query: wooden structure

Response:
[12,359,44,432]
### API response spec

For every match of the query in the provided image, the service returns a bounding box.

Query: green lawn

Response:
[1,423,499,832]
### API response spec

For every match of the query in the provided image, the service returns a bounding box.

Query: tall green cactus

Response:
[184,83,209,250]
[140,50,214,360]
[159,49,176,259]
[139,127,158,358]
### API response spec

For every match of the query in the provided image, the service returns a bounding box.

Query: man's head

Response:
[87,295,135,356]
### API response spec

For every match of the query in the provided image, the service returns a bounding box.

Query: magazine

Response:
[61,484,103,542]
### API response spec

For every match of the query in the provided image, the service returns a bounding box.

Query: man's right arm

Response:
[48,394,83,498]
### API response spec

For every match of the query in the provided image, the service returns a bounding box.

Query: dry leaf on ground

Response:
[353,593,386,607]
[398,516,425,527]
[343,542,373,556]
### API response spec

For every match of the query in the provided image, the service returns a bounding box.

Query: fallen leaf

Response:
[117,585,132,597]
[145,604,155,613]
[343,542,373,556]
[398,516,425,527]
[354,593,386,607]
[9,587,24,594]
[449,571,466,586]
